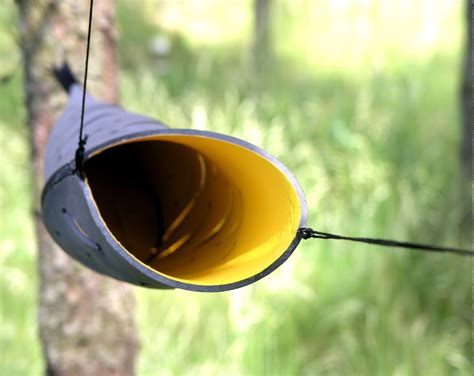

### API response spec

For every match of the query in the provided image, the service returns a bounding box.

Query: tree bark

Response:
[17,1,138,375]
[461,0,472,182]
[460,0,472,232]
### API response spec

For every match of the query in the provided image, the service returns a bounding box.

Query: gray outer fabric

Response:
[42,174,171,288]
[41,84,308,292]
[44,84,167,182]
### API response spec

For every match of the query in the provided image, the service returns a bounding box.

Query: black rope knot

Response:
[74,135,88,179]
[298,227,333,239]
[297,227,317,239]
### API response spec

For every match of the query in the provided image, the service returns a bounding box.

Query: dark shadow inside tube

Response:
[84,141,242,282]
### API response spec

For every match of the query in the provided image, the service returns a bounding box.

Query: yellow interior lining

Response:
[84,135,301,286]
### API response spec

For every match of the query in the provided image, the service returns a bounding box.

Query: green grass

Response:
[1,0,471,375]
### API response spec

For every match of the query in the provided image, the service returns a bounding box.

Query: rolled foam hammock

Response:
[42,84,307,291]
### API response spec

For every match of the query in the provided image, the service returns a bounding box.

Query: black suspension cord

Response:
[75,0,94,179]
[71,0,471,259]
[298,227,473,256]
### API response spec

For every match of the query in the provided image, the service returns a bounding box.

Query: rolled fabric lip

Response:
[41,79,307,292]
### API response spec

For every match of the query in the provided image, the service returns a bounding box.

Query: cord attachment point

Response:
[298,227,330,239]
[74,135,88,179]
[297,227,313,239]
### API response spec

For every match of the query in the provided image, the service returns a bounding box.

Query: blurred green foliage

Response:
[0,0,471,375]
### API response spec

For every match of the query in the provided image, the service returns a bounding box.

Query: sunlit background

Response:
[0,0,471,374]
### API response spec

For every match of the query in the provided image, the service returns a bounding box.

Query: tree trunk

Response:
[254,0,272,73]
[460,0,472,232]
[17,1,138,375]
[461,0,472,181]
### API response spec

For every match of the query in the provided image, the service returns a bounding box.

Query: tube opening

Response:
[84,136,301,286]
